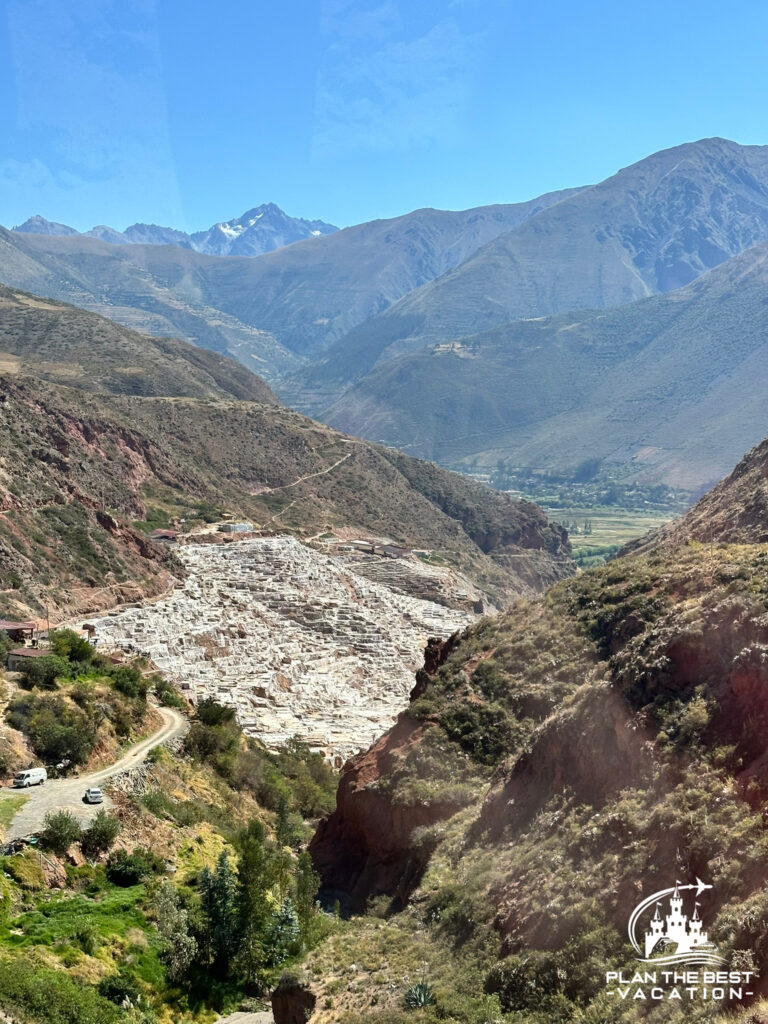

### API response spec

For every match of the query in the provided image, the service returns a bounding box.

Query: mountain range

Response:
[13,202,338,257]
[3,138,768,491]
[0,287,573,619]
[322,239,768,489]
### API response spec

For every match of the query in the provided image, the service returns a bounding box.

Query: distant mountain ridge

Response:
[12,201,338,257]
[5,137,768,495]
[0,189,582,380]
[322,239,768,489]
[301,137,768,391]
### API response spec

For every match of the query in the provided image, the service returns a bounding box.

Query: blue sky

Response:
[1,0,767,232]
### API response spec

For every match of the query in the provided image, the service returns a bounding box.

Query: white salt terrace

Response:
[90,537,473,760]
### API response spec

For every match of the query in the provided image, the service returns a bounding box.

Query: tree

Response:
[49,628,94,664]
[265,897,299,966]
[274,794,292,848]
[234,821,276,988]
[20,655,70,690]
[0,630,12,660]
[199,851,238,974]
[41,810,82,856]
[80,810,121,858]
[149,880,198,983]
[294,851,320,948]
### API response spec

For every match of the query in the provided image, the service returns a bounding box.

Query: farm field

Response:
[543,506,677,566]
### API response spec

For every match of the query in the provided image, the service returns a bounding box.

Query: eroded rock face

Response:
[89,537,472,759]
[271,972,317,1024]
[476,683,655,839]
[310,717,466,912]
[309,634,464,911]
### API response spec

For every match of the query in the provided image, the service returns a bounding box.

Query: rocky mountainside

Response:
[307,137,768,389]
[0,288,573,619]
[0,189,582,382]
[305,438,768,1022]
[13,202,339,256]
[0,284,276,401]
[322,239,768,489]
[188,203,338,256]
[624,432,768,555]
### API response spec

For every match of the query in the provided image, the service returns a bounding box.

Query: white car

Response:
[83,787,104,804]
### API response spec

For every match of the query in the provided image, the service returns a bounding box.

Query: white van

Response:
[12,767,47,788]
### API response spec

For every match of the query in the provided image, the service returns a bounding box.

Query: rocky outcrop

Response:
[309,633,467,910]
[271,972,316,1024]
[309,716,467,912]
[476,683,655,839]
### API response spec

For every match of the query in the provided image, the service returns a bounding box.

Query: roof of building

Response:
[0,620,37,631]
[8,648,49,658]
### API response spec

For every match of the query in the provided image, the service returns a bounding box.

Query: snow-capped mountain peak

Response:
[10,204,338,258]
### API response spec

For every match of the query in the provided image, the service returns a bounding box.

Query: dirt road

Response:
[0,706,187,841]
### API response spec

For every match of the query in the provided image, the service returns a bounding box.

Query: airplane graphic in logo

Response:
[628,878,725,967]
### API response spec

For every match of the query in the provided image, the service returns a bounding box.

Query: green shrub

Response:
[98,969,141,1006]
[484,951,567,1012]
[106,846,165,886]
[80,810,121,858]
[0,955,123,1024]
[196,698,237,726]
[73,918,100,955]
[109,665,148,700]
[439,700,518,766]
[7,693,97,765]
[153,674,185,708]
[19,655,71,690]
[41,810,83,856]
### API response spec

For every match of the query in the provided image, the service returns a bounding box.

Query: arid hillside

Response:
[0,373,573,620]
[304,437,768,1022]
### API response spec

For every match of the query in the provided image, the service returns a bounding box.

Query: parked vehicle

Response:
[12,767,47,788]
[83,787,104,804]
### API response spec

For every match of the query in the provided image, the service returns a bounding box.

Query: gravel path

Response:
[0,707,187,841]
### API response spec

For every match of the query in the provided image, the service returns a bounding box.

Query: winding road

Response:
[0,706,187,842]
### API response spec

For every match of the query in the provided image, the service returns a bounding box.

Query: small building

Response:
[372,544,409,559]
[0,620,37,644]
[219,522,254,534]
[6,648,50,672]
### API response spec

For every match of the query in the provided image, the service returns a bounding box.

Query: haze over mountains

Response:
[325,240,768,488]
[2,137,768,491]
[13,202,338,257]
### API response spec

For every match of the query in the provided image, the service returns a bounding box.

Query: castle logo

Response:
[628,877,725,967]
